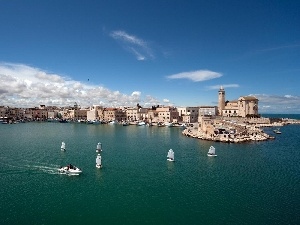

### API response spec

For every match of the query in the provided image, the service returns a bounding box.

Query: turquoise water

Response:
[1,118,300,225]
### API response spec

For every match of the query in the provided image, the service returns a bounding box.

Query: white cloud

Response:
[110,30,154,61]
[110,30,145,46]
[166,70,222,82]
[161,99,174,107]
[0,62,67,84]
[0,62,150,108]
[143,95,160,107]
[253,94,300,113]
[130,47,146,61]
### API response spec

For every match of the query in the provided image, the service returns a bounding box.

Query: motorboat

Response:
[157,122,165,127]
[164,122,174,127]
[58,164,82,175]
[122,121,129,126]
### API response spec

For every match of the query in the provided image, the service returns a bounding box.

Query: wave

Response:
[0,158,61,175]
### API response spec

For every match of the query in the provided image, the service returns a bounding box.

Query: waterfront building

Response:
[0,106,25,121]
[76,108,89,120]
[222,100,239,117]
[177,107,199,123]
[156,106,179,123]
[102,108,113,122]
[60,107,88,120]
[126,107,139,121]
[103,108,126,122]
[87,105,103,121]
[33,108,48,120]
[0,106,8,119]
[218,86,259,117]
[199,106,217,116]
[45,106,60,119]
[177,107,186,117]
[24,108,34,119]
[146,109,158,123]
[47,111,58,119]
[237,96,259,117]
[6,107,16,118]
[115,108,127,122]
[138,107,149,121]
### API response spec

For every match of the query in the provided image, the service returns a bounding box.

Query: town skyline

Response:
[1,1,300,113]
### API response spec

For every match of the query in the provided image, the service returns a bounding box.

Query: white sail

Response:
[96,154,101,164]
[61,142,65,151]
[207,146,217,156]
[96,154,102,168]
[167,149,174,161]
[96,142,102,152]
[208,146,215,154]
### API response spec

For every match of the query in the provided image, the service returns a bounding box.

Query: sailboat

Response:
[96,154,102,168]
[207,146,217,157]
[167,149,175,162]
[61,142,66,151]
[96,142,102,152]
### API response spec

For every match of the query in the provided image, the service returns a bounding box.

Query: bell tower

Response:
[218,86,225,116]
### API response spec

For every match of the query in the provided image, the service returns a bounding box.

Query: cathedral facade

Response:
[218,86,259,117]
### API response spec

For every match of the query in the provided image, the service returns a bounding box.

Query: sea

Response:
[1,114,300,225]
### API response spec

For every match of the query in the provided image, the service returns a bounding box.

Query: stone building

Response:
[87,105,103,121]
[218,86,259,117]
[156,106,179,123]
[177,107,199,123]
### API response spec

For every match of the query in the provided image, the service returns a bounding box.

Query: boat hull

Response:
[58,166,82,174]
[207,154,217,157]
[96,164,102,168]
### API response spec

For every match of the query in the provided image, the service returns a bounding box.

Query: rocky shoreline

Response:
[182,118,300,143]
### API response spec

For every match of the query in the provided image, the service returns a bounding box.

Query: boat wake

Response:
[0,157,62,175]
[28,165,61,175]
[66,173,80,176]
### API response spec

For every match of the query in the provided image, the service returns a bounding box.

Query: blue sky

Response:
[0,0,300,113]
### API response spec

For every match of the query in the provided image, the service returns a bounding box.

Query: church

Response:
[218,86,259,117]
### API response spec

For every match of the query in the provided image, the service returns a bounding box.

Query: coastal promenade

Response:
[182,117,300,143]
